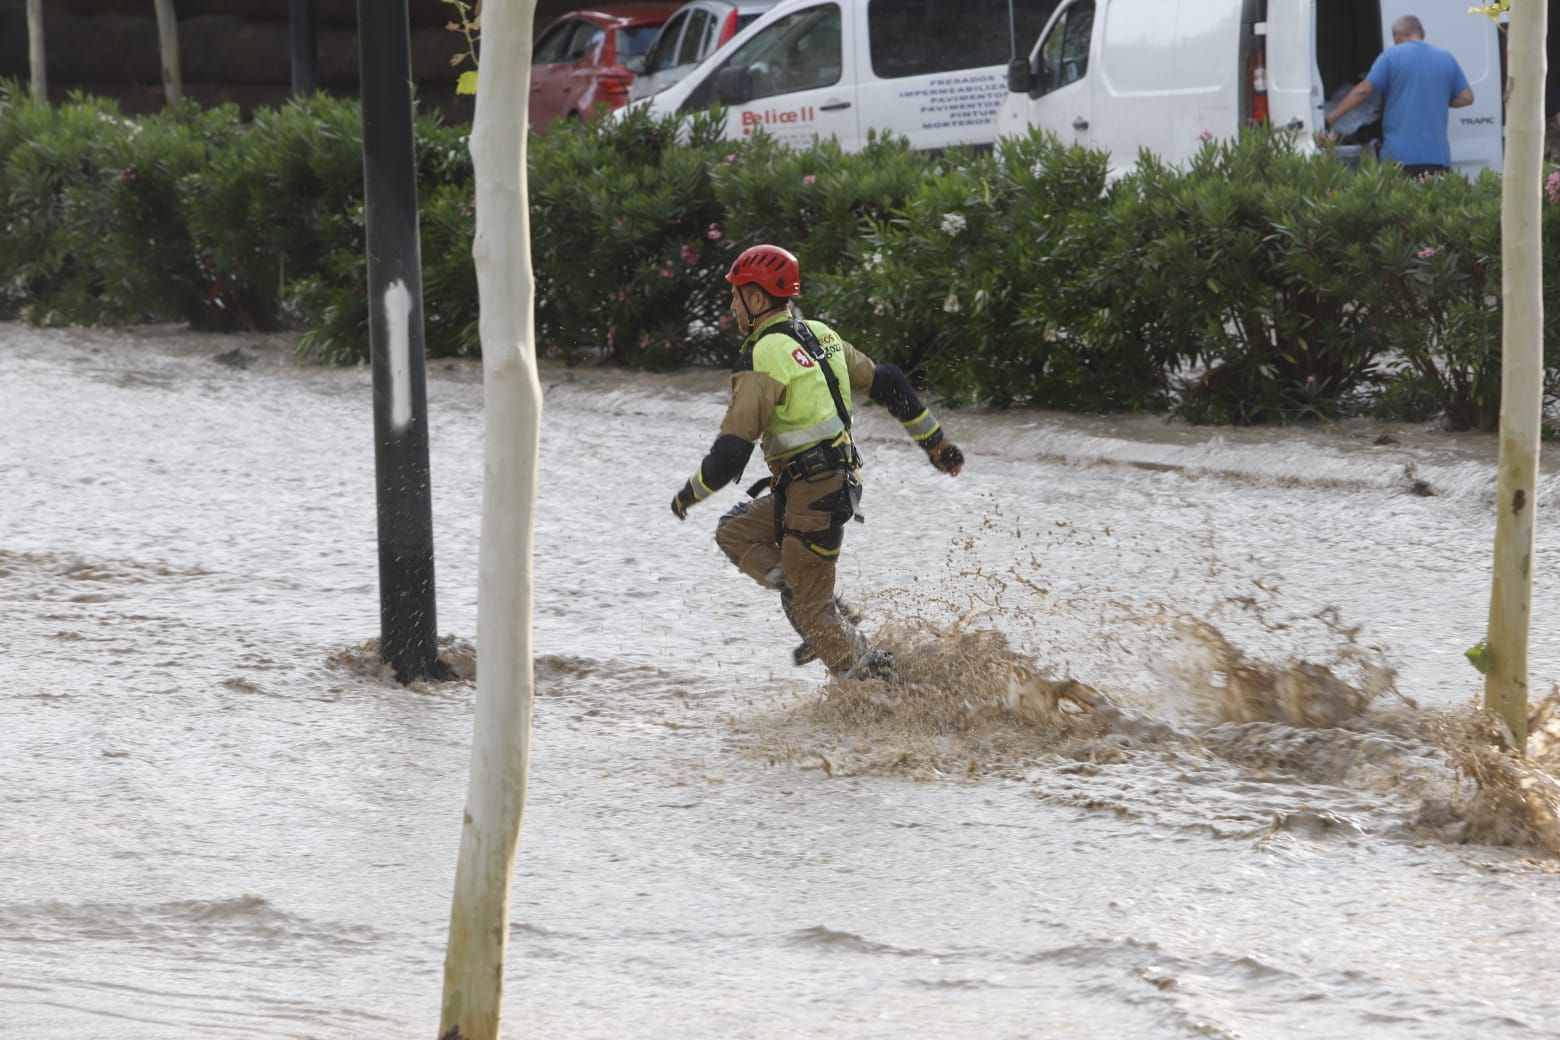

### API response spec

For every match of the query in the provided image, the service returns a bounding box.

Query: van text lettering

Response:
[741,107,816,130]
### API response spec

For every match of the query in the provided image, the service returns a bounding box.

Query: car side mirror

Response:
[624,54,646,74]
[1006,58,1032,95]
[715,66,754,105]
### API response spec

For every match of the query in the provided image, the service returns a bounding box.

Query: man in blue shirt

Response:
[1325,15,1474,176]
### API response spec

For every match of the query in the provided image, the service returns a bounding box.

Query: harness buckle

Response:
[781,440,857,482]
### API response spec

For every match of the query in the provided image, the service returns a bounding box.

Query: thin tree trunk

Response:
[26,0,46,102]
[152,0,182,106]
[1486,3,1547,752]
[438,1,540,1038]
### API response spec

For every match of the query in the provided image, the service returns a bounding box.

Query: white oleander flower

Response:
[1030,160,1045,179]
[862,251,884,272]
[940,212,967,236]
[942,291,961,314]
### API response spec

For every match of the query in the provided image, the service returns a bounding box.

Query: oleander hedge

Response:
[2,78,1555,429]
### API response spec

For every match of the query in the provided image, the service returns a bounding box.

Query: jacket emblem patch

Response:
[791,348,815,368]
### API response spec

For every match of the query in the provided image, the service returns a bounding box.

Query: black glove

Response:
[926,439,964,476]
[671,483,696,520]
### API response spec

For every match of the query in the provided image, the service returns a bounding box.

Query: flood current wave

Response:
[5,324,1560,1038]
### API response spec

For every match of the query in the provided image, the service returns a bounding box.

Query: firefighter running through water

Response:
[671,244,964,678]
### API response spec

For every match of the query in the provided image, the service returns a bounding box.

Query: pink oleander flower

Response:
[802,174,817,185]
[718,314,733,329]
[680,243,700,265]
[706,222,724,241]
[613,290,628,303]
[1197,129,1215,144]
[1417,245,1441,260]
[116,167,137,182]
[722,153,738,165]
[659,264,675,279]
[1546,170,1560,204]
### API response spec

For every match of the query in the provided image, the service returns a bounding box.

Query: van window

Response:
[1035,2,1093,95]
[683,5,843,109]
[867,0,1062,79]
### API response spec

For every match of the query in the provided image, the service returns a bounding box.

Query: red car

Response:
[529,4,682,133]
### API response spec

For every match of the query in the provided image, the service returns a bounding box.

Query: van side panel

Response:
[854,57,1008,150]
[1265,0,1318,132]
[1094,0,1242,168]
[1379,2,1502,174]
[853,2,1025,151]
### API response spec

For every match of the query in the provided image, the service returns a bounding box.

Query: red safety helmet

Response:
[725,244,801,298]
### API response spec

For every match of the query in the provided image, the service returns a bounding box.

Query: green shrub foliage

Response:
[0,78,1553,429]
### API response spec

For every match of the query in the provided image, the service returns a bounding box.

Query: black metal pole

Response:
[356,0,446,684]
[289,0,319,95]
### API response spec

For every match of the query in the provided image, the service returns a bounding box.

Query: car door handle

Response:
[1072,117,1089,130]
[820,100,851,111]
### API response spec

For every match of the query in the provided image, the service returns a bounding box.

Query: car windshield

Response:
[617,25,660,58]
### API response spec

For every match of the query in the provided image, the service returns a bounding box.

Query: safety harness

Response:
[753,318,865,553]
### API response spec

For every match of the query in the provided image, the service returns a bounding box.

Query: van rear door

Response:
[1264,0,1319,133]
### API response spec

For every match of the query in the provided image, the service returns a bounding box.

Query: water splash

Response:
[324,635,476,689]
[741,609,1560,860]
[1420,691,1560,855]
[1160,613,1398,728]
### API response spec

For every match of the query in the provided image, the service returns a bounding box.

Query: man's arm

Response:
[1325,79,1374,127]
[858,353,964,477]
[671,365,782,519]
[842,340,876,394]
[1449,60,1473,110]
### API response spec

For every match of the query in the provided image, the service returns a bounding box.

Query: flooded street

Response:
[7,322,1560,1039]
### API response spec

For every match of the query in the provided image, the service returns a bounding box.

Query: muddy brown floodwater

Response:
[5,323,1560,1039]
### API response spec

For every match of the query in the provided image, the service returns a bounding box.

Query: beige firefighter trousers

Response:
[714,466,863,675]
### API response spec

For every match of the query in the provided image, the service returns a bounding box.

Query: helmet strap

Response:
[737,286,758,332]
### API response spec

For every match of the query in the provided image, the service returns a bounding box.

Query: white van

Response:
[636,0,1065,152]
[996,0,1503,177]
